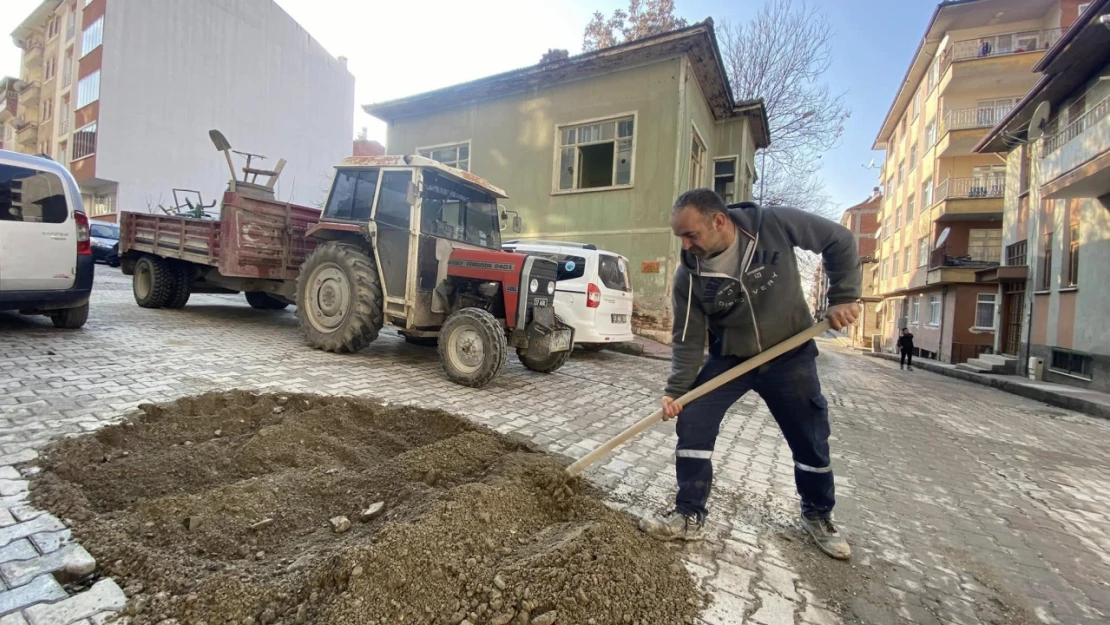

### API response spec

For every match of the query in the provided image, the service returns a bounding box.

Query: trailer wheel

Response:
[245,291,289,310]
[437,308,507,388]
[164,263,192,309]
[133,256,172,308]
[296,242,383,353]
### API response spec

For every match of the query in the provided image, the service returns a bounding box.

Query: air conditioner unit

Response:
[871,334,883,352]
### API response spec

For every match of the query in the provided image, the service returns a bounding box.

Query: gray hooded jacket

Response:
[664,203,861,398]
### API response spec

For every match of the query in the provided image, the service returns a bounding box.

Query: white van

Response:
[503,241,634,348]
[0,149,94,328]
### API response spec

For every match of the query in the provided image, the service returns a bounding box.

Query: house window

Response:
[1006,240,1028,266]
[1066,200,1080,287]
[44,57,56,82]
[897,161,905,188]
[928,295,941,325]
[928,57,940,93]
[81,16,103,57]
[893,252,900,276]
[975,293,997,329]
[689,128,707,189]
[1040,231,1053,290]
[556,115,634,192]
[908,143,917,171]
[66,9,76,40]
[921,177,933,209]
[918,236,929,267]
[912,90,921,119]
[76,70,99,108]
[925,118,937,147]
[418,141,469,172]
[1050,349,1093,379]
[911,296,921,324]
[903,247,912,274]
[57,141,67,163]
[882,258,890,279]
[894,206,902,231]
[907,194,915,219]
[72,122,96,160]
[968,229,1001,263]
[713,158,738,203]
[884,217,891,239]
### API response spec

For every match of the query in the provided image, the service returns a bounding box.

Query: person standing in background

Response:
[898,328,915,371]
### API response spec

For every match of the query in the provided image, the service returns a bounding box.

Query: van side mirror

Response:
[513,216,522,233]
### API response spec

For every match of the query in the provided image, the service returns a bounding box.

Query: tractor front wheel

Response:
[437,308,507,388]
[296,242,384,353]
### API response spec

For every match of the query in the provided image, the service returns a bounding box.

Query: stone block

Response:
[25,579,126,625]
[1,545,97,588]
[0,575,66,616]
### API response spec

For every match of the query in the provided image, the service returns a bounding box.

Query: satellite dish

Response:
[1028,101,1052,141]
[935,227,951,249]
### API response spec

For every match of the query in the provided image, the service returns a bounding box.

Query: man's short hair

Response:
[673,188,727,216]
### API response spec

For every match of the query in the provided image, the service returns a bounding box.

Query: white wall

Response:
[97,0,354,212]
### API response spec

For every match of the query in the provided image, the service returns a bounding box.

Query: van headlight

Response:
[547,281,555,295]
[529,279,539,293]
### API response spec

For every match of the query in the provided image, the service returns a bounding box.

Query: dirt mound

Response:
[31,391,701,625]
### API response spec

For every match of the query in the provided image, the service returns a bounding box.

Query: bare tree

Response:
[717,0,849,215]
[583,0,688,51]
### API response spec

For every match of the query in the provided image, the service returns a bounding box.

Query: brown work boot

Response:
[638,509,704,542]
[800,514,851,560]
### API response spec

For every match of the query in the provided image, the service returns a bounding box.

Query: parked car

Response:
[502,240,634,349]
[90,222,120,267]
[0,149,94,328]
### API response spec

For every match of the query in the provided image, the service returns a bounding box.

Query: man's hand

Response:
[661,396,682,421]
[826,302,860,330]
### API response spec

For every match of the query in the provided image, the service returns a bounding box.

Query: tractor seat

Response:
[243,167,280,177]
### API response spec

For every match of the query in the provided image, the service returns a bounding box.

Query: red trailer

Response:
[119,192,319,309]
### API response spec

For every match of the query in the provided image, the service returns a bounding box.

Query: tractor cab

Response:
[299,155,573,387]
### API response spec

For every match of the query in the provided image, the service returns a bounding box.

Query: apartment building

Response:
[871,0,1092,365]
[6,0,355,221]
[815,188,882,348]
[976,0,1110,391]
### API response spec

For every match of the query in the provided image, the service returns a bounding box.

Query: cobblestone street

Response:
[0,265,1108,624]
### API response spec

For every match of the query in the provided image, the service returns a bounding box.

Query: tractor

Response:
[298,155,573,387]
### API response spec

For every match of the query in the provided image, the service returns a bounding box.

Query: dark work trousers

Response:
[900,350,913,368]
[674,340,834,520]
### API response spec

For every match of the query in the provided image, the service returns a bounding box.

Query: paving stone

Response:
[27,531,69,555]
[700,589,750,625]
[0,452,36,468]
[24,579,126,625]
[751,589,795,625]
[801,603,840,625]
[0,545,96,588]
[0,574,66,616]
[0,613,28,625]
[0,541,36,565]
[0,518,65,551]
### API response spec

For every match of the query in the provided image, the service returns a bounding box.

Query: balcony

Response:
[13,118,40,147]
[928,244,1001,284]
[938,29,1059,97]
[0,93,16,123]
[21,38,44,66]
[17,81,41,106]
[1040,95,1110,202]
[936,107,1013,157]
[932,177,1006,220]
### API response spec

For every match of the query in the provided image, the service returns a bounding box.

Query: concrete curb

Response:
[600,342,671,362]
[864,352,1110,421]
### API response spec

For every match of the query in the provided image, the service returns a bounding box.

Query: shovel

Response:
[565,319,833,478]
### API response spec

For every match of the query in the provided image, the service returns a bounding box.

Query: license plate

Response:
[551,330,572,352]
[612,314,628,324]
[533,297,550,307]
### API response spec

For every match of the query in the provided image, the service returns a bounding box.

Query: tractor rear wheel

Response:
[296,242,383,353]
[437,308,507,388]
[246,291,289,310]
[133,256,172,309]
[164,263,192,309]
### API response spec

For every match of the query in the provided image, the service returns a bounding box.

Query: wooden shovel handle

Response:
[564,319,831,478]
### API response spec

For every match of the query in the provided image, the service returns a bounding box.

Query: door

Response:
[1002,283,1025,356]
[0,162,75,291]
[373,170,414,308]
[591,252,634,337]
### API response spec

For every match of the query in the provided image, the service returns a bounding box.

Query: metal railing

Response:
[935,176,1006,201]
[940,28,1062,70]
[939,106,1014,135]
[62,70,71,88]
[929,244,1001,270]
[58,115,68,135]
[1043,95,1110,155]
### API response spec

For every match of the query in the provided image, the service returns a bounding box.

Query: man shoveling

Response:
[638,189,861,560]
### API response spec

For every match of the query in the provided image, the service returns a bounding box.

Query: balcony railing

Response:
[940,106,1014,136]
[1043,95,1110,155]
[62,70,72,88]
[21,38,44,64]
[940,28,1062,70]
[935,176,1006,201]
[929,245,1001,270]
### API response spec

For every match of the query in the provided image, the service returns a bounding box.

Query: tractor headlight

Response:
[546,281,555,295]
[530,279,539,293]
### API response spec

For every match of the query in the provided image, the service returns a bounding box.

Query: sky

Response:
[0,0,938,216]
